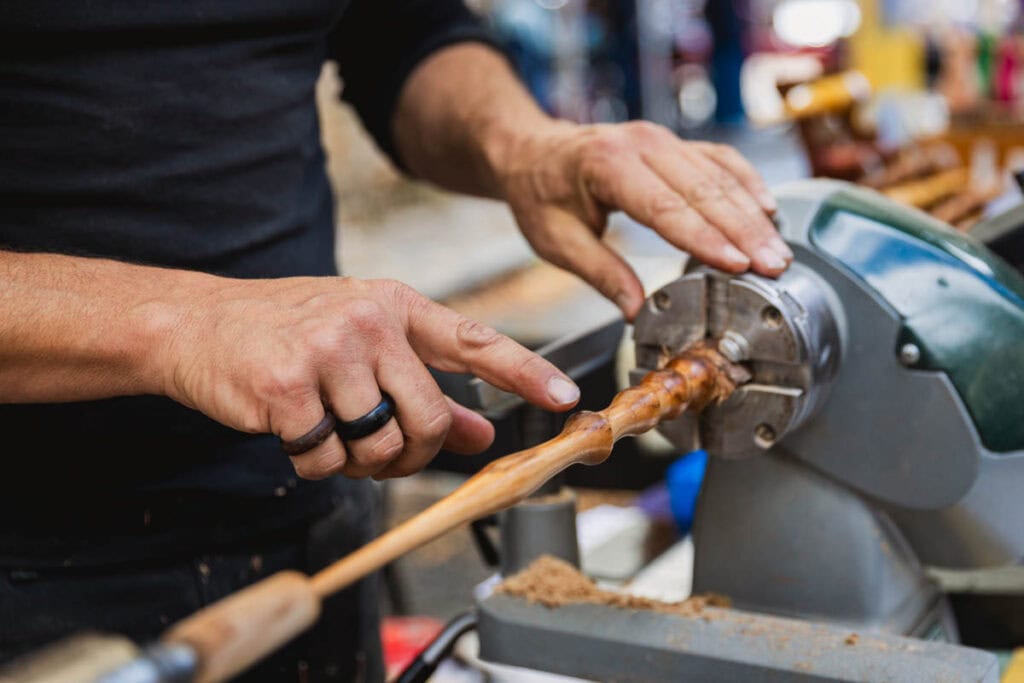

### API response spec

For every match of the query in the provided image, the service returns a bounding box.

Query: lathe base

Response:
[476,593,998,682]
[693,452,957,638]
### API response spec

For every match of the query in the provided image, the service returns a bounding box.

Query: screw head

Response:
[718,337,742,362]
[754,423,776,449]
[761,305,783,329]
[717,330,749,362]
[899,343,921,366]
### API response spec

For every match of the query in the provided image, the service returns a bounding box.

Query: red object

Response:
[995,37,1019,103]
[381,616,445,680]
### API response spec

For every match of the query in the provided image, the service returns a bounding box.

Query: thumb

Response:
[526,206,645,321]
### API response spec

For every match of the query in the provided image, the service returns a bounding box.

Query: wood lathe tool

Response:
[53,344,745,683]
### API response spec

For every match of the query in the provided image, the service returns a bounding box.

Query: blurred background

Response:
[313,2,1024,678]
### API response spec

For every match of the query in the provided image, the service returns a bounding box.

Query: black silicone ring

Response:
[336,393,396,442]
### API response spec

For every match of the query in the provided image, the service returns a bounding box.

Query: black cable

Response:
[393,611,478,683]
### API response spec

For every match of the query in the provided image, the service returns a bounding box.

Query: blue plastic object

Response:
[666,449,709,535]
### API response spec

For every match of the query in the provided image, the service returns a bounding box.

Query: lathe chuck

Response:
[633,263,841,458]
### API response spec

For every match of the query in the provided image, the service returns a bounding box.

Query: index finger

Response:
[400,295,580,412]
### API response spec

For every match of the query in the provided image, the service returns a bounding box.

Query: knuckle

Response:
[585,134,626,164]
[378,278,432,328]
[714,143,740,159]
[378,278,412,302]
[691,221,722,243]
[293,461,327,480]
[291,460,318,479]
[404,292,432,326]
[237,409,267,435]
[360,426,404,466]
[408,399,453,442]
[455,317,502,351]
[305,322,343,355]
[627,120,668,141]
[579,155,614,196]
[595,133,626,155]
[732,214,770,240]
[645,193,687,223]
[687,178,724,204]
[513,351,549,386]
[424,405,454,440]
[337,275,368,291]
[292,447,346,480]
[713,170,742,193]
[254,365,309,403]
[340,298,387,334]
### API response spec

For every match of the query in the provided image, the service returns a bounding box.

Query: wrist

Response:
[480,114,573,200]
[131,269,223,399]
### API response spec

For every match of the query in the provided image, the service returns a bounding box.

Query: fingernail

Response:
[723,244,750,268]
[757,246,787,271]
[773,238,794,260]
[759,190,777,212]
[547,376,580,405]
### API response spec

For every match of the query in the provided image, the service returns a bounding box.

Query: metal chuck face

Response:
[632,264,841,458]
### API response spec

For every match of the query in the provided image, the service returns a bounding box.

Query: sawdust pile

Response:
[496,555,730,617]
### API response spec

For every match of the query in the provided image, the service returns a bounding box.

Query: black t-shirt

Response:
[0,0,495,564]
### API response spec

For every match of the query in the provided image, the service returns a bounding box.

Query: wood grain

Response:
[162,571,320,683]
[309,343,742,597]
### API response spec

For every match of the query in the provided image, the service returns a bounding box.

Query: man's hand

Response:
[158,277,579,480]
[394,44,791,321]
[493,121,791,320]
[0,253,577,481]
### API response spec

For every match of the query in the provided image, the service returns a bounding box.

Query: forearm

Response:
[0,250,215,402]
[392,43,558,198]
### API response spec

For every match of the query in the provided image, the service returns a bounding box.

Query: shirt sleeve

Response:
[327,0,504,168]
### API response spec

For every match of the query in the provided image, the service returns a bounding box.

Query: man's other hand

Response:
[158,277,579,480]
[495,121,792,320]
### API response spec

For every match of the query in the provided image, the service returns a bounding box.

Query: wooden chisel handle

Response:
[160,572,319,683]
[159,343,743,682]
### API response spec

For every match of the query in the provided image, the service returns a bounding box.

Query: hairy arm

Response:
[0,251,202,402]
[392,43,791,319]
[393,43,548,198]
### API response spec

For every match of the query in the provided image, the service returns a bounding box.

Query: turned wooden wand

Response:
[159,343,746,682]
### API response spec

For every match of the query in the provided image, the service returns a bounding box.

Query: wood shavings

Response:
[496,555,730,618]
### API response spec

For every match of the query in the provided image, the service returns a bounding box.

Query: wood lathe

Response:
[5,178,1024,682]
